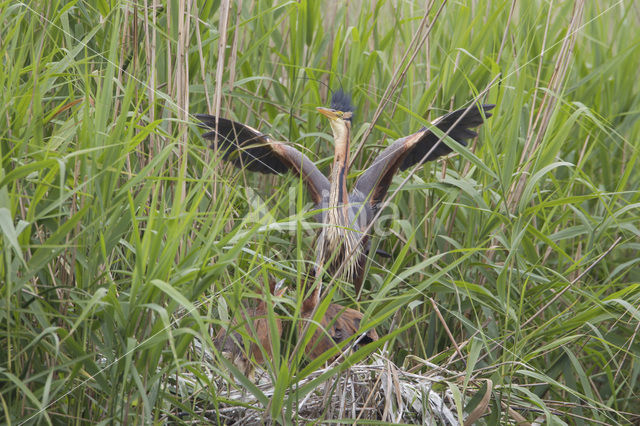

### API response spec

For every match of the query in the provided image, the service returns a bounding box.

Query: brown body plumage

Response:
[299,294,379,361]
[214,279,285,380]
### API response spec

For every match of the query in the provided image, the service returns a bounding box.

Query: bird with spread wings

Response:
[196,91,493,300]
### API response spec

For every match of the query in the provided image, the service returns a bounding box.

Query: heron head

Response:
[317,90,354,143]
[316,107,353,122]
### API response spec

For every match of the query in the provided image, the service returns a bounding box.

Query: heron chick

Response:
[214,278,285,382]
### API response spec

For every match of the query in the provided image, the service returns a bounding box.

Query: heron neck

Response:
[330,123,350,207]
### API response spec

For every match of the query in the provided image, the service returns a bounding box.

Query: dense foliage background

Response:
[1,0,639,423]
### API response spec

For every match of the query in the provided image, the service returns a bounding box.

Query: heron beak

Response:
[316,107,340,120]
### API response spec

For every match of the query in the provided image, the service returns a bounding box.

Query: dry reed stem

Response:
[350,0,446,168]
[509,1,585,211]
[210,0,232,203]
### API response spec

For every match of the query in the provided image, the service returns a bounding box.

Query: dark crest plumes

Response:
[330,90,355,117]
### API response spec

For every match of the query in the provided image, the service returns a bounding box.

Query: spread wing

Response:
[196,114,330,204]
[351,104,494,211]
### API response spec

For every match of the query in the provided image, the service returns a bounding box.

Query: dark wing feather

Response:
[399,104,494,170]
[196,114,330,204]
[352,104,494,210]
[195,114,288,173]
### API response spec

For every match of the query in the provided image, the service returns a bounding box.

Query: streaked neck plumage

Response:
[328,119,350,208]
[319,116,360,281]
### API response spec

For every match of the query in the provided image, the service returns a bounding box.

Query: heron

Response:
[213,278,285,381]
[196,91,493,299]
[299,291,379,361]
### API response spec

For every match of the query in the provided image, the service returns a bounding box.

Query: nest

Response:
[174,342,491,425]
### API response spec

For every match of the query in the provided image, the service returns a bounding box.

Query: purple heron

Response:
[197,92,493,299]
